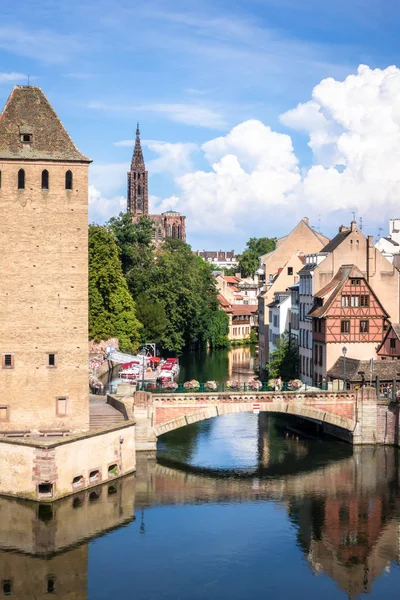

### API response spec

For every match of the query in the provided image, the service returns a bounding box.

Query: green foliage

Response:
[108,213,155,298]
[208,310,230,349]
[266,332,299,380]
[249,328,258,345]
[135,294,167,344]
[238,237,276,277]
[88,224,141,352]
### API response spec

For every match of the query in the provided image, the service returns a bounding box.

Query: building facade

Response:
[375,219,400,263]
[196,250,238,269]
[127,125,186,243]
[0,86,91,433]
[257,218,329,375]
[268,292,291,357]
[310,266,389,384]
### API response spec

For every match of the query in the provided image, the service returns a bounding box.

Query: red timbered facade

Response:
[377,323,400,360]
[309,265,389,383]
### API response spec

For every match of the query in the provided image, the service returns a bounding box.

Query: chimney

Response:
[351,220,357,232]
[303,217,309,225]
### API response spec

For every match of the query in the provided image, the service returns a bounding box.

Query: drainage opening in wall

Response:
[38,483,54,498]
[38,503,53,523]
[72,475,84,490]
[108,463,118,477]
[89,469,101,483]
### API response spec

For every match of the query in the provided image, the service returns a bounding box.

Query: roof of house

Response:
[308,265,386,319]
[320,228,352,253]
[0,86,91,162]
[382,237,400,246]
[327,357,400,382]
[232,305,257,316]
[224,276,241,284]
[267,292,290,308]
[217,294,233,313]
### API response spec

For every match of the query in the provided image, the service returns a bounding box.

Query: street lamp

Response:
[141,346,147,390]
[342,346,347,390]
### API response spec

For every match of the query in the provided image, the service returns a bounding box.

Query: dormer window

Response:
[21,133,32,143]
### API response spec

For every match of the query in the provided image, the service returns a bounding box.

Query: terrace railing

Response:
[137,381,329,394]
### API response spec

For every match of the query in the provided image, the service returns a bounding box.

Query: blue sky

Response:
[2,0,400,251]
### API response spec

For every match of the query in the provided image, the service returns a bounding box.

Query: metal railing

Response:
[137,381,329,394]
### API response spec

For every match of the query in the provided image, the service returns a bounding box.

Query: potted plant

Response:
[247,380,262,391]
[205,381,218,391]
[287,379,302,391]
[226,380,241,390]
[183,379,200,391]
[162,381,178,391]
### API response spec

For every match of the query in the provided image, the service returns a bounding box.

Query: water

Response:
[5,413,400,599]
[101,346,257,392]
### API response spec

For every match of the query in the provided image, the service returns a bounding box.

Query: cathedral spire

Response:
[131,122,144,168]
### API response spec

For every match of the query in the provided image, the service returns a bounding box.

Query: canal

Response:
[102,346,257,392]
[7,412,400,599]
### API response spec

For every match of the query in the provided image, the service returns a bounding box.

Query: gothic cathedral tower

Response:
[127,124,148,215]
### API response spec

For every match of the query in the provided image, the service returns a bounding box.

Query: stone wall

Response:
[0,422,136,500]
[0,161,89,432]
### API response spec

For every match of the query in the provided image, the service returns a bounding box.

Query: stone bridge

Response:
[128,386,400,454]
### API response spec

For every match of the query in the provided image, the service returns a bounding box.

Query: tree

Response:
[266,332,299,380]
[208,310,230,349]
[88,224,141,352]
[135,294,167,344]
[238,237,277,277]
[108,212,155,299]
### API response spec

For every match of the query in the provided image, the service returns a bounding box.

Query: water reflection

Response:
[1,428,400,598]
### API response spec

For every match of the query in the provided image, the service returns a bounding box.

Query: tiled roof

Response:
[232,305,257,316]
[224,276,241,284]
[217,294,231,308]
[320,229,351,253]
[308,265,367,318]
[327,357,400,382]
[0,86,91,162]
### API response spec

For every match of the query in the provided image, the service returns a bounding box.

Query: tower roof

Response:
[0,86,91,162]
[131,122,144,168]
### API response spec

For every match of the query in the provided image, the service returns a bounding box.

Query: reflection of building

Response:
[128,125,186,243]
[227,346,255,380]
[0,475,135,598]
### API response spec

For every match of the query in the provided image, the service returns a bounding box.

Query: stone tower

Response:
[127,123,148,215]
[0,86,91,433]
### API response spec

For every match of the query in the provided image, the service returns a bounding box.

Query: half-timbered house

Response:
[377,323,400,360]
[309,265,389,384]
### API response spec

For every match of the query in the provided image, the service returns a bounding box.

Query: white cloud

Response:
[89,185,126,223]
[89,162,129,198]
[149,194,180,213]
[88,101,226,129]
[113,139,198,176]
[0,72,28,83]
[0,26,81,64]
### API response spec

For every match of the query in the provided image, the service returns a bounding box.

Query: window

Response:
[89,469,101,483]
[72,475,84,489]
[2,354,14,369]
[0,406,9,422]
[350,295,359,307]
[318,345,323,366]
[46,576,56,594]
[48,353,56,368]
[390,338,396,349]
[360,320,369,333]
[41,169,49,190]
[158,228,162,241]
[65,170,73,190]
[342,295,350,307]
[351,279,361,285]
[341,320,350,333]
[3,580,12,595]
[288,267,293,275]
[108,463,118,477]
[360,295,369,307]
[56,396,68,417]
[318,320,322,333]
[18,168,25,189]
[21,133,32,143]
[0,170,2,189]
[314,344,318,364]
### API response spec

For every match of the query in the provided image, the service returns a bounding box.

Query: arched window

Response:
[133,172,136,180]
[172,224,177,238]
[18,169,25,190]
[177,225,181,239]
[138,184,141,196]
[41,169,49,190]
[158,228,162,241]
[65,170,73,190]
[0,170,2,189]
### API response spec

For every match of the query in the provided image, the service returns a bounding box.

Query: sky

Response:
[2,0,400,251]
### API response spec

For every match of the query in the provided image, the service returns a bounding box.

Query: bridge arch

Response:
[153,399,355,442]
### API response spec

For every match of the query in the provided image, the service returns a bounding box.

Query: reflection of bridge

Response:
[130,387,399,454]
[1,446,400,599]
